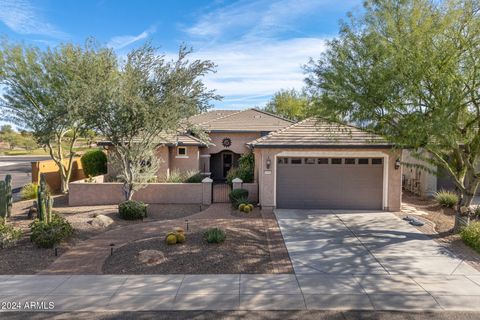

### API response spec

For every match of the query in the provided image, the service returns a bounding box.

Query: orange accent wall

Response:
[31,157,86,192]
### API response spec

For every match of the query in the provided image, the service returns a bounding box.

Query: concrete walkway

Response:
[2,273,480,312]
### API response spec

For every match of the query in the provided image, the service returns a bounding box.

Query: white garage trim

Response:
[273,151,390,210]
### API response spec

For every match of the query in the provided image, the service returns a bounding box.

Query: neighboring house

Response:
[402,149,480,198]
[100,109,402,211]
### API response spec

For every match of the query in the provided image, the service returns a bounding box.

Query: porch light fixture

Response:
[395,158,401,170]
[266,157,271,169]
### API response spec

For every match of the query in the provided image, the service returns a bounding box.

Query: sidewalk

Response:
[2,274,480,312]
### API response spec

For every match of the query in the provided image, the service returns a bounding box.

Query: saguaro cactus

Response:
[0,181,6,220]
[5,174,12,218]
[37,173,47,222]
[46,194,54,224]
[35,173,54,224]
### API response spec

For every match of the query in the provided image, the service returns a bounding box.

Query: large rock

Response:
[91,215,114,228]
[137,250,166,266]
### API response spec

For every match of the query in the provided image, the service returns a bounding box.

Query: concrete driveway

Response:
[275,209,480,310]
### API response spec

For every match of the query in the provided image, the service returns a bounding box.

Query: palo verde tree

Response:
[83,44,219,200]
[263,89,309,121]
[0,40,116,193]
[306,0,480,229]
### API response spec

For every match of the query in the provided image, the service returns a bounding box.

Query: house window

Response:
[278,157,288,164]
[344,158,356,165]
[290,158,302,164]
[317,158,329,164]
[176,147,188,157]
[305,158,315,164]
[331,158,342,164]
[358,158,369,165]
[372,158,383,165]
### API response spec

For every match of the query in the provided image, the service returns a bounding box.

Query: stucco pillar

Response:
[232,177,243,190]
[200,154,211,177]
[202,177,213,205]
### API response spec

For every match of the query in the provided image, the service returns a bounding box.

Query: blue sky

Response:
[0,0,363,110]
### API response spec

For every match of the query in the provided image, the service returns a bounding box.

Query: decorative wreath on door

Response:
[222,137,232,148]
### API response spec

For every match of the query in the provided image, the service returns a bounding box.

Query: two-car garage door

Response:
[276,157,384,210]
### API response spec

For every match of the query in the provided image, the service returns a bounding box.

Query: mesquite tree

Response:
[84,44,219,200]
[0,40,116,193]
[306,0,480,229]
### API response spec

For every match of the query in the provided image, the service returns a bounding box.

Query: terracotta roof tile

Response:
[195,109,293,132]
[248,118,391,147]
[188,110,240,125]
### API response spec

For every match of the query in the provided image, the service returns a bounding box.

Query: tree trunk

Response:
[453,179,479,232]
[122,183,134,201]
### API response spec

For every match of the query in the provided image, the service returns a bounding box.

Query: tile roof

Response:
[97,133,207,147]
[192,108,293,132]
[188,110,240,125]
[248,118,391,148]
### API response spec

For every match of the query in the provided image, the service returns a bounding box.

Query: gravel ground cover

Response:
[103,219,281,274]
[0,196,203,274]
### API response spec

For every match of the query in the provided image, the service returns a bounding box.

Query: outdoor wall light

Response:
[395,158,401,170]
[266,157,271,169]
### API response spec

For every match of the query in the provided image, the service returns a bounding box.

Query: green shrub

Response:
[118,200,147,220]
[229,188,249,208]
[184,170,202,183]
[226,152,254,184]
[461,221,480,252]
[165,170,183,183]
[165,169,202,183]
[434,190,458,208]
[30,214,73,248]
[0,219,23,248]
[81,149,107,177]
[204,228,226,243]
[20,183,38,200]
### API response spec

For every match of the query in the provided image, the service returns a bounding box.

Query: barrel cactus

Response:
[165,232,177,245]
[176,232,186,243]
[243,205,251,213]
[238,203,246,211]
[174,227,185,234]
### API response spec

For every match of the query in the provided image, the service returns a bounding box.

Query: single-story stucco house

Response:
[100,108,402,211]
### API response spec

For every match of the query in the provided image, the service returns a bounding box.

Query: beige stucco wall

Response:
[204,132,261,155]
[168,146,200,173]
[106,145,172,182]
[68,176,209,206]
[254,147,402,211]
[155,146,170,181]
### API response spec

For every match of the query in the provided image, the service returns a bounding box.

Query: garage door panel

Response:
[276,160,383,210]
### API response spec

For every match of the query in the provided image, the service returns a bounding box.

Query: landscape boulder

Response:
[91,214,114,228]
[137,250,166,266]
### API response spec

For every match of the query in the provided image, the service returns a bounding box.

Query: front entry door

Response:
[222,153,233,178]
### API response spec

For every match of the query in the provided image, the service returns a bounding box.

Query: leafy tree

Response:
[305,0,480,230]
[0,125,13,135]
[0,40,116,192]
[83,44,219,200]
[264,89,309,121]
